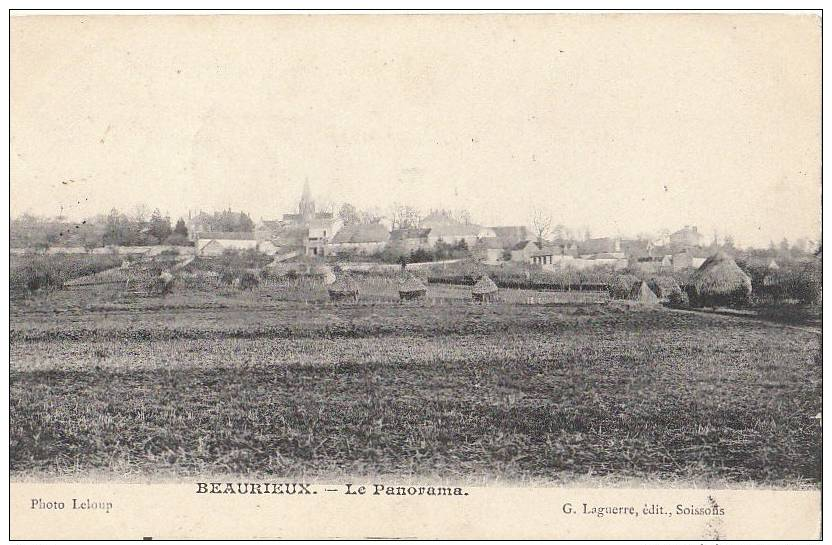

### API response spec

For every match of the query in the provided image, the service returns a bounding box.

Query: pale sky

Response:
[11,13,821,247]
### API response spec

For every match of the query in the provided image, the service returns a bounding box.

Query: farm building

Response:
[669,225,704,247]
[636,255,672,274]
[578,237,620,256]
[629,281,659,304]
[530,246,574,269]
[587,252,628,270]
[474,238,506,264]
[472,275,499,302]
[389,228,432,253]
[620,239,654,259]
[490,226,532,249]
[689,251,752,308]
[196,232,258,256]
[327,223,389,255]
[305,216,343,257]
[511,240,542,262]
[254,219,285,241]
[426,224,495,248]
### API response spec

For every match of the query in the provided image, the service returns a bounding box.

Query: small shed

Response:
[472,275,499,302]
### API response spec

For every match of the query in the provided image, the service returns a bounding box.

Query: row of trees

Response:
[11,208,191,249]
[337,202,477,230]
[102,208,190,246]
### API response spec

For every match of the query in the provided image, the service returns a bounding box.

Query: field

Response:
[10,278,822,487]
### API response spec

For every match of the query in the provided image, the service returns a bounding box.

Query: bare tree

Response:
[530,207,552,246]
[360,206,384,224]
[316,198,336,216]
[452,209,473,225]
[389,203,422,230]
[130,203,150,223]
[338,202,361,225]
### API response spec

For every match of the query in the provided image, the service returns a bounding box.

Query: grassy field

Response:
[10,287,821,487]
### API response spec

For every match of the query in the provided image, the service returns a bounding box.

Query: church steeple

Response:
[298,178,316,220]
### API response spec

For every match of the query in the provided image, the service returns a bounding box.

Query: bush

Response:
[10,254,122,295]
[237,271,260,290]
[608,274,639,299]
[667,291,690,308]
[218,268,238,286]
[149,274,174,296]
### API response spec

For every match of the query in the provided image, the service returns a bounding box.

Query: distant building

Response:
[530,246,574,269]
[669,225,703,247]
[255,181,345,258]
[427,224,493,248]
[196,232,258,256]
[511,240,541,262]
[636,255,673,274]
[578,237,620,256]
[490,226,531,249]
[620,239,655,259]
[390,228,432,253]
[474,238,506,264]
[327,223,390,255]
[305,216,343,257]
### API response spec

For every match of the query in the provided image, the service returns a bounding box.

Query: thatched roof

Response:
[690,251,752,296]
[629,281,659,303]
[472,275,498,295]
[328,275,359,294]
[399,274,427,293]
[648,276,682,298]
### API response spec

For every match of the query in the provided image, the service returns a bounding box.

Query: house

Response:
[578,237,620,256]
[389,228,432,253]
[511,240,541,262]
[530,246,575,270]
[255,219,285,241]
[327,223,390,256]
[196,232,259,256]
[550,239,580,257]
[474,238,506,264]
[587,252,628,270]
[669,225,704,247]
[620,239,654,259]
[305,217,343,257]
[636,255,673,274]
[490,226,532,249]
[427,223,488,248]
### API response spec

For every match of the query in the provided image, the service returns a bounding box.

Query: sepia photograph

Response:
[9,9,822,540]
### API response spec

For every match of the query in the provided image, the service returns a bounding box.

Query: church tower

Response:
[298,178,316,221]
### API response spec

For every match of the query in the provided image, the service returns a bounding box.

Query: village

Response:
[10,180,808,275]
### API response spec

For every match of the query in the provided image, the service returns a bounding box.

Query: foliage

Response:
[190,209,255,233]
[237,271,260,290]
[667,290,690,308]
[10,254,123,295]
[173,218,189,237]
